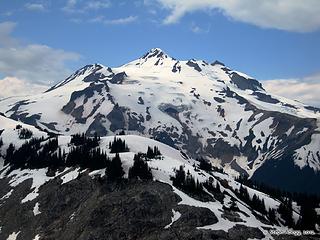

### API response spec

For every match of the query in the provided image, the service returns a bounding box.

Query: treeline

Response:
[4,134,106,172]
[203,177,224,203]
[197,158,319,229]
[236,174,320,230]
[70,133,100,148]
[4,134,156,183]
[235,184,268,217]
[172,166,203,194]
[5,137,57,171]
[171,165,212,201]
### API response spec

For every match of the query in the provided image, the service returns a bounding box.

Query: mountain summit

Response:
[1,48,320,194]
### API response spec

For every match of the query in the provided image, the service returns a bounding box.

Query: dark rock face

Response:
[186,61,202,72]
[71,106,85,123]
[253,92,280,104]
[127,112,145,132]
[61,83,106,124]
[138,96,144,105]
[172,62,181,73]
[230,72,264,91]
[109,72,127,84]
[39,122,58,132]
[11,112,41,126]
[0,172,267,240]
[211,139,240,164]
[153,131,176,148]
[83,71,105,83]
[211,60,225,66]
[86,113,108,136]
[107,105,126,132]
[213,97,225,103]
[305,106,320,113]
[6,100,31,114]
[5,100,42,126]
[62,83,104,112]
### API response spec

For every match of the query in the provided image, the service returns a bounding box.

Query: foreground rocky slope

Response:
[0,117,319,240]
[0,176,268,240]
[0,48,320,194]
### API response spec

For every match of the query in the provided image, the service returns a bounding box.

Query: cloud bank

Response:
[0,77,48,99]
[90,15,138,25]
[63,0,111,13]
[263,73,320,107]
[0,21,81,98]
[25,3,46,12]
[154,0,320,32]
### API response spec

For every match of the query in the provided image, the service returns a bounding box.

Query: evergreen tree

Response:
[278,198,293,227]
[229,198,239,211]
[146,146,154,159]
[297,200,317,230]
[172,165,186,188]
[128,153,153,180]
[268,208,277,223]
[153,146,161,156]
[171,165,205,196]
[216,182,221,193]
[118,130,126,135]
[4,143,15,165]
[198,157,212,172]
[18,128,33,139]
[238,184,250,202]
[106,153,124,181]
[71,133,100,148]
[146,146,161,159]
[109,137,129,153]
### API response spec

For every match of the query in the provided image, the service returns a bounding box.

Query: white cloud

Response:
[190,22,210,33]
[25,3,46,11]
[63,0,78,12]
[0,77,48,99]
[90,16,138,25]
[63,0,111,13]
[0,22,18,47]
[263,73,320,107]
[85,1,111,10]
[0,21,81,93]
[0,44,80,85]
[154,0,320,32]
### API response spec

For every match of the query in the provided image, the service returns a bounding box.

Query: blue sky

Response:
[0,0,320,106]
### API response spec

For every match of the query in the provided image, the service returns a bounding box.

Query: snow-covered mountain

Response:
[1,48,320,194]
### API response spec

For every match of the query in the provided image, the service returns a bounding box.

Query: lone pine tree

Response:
[128,153,153,180]
[106,153,125,181]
